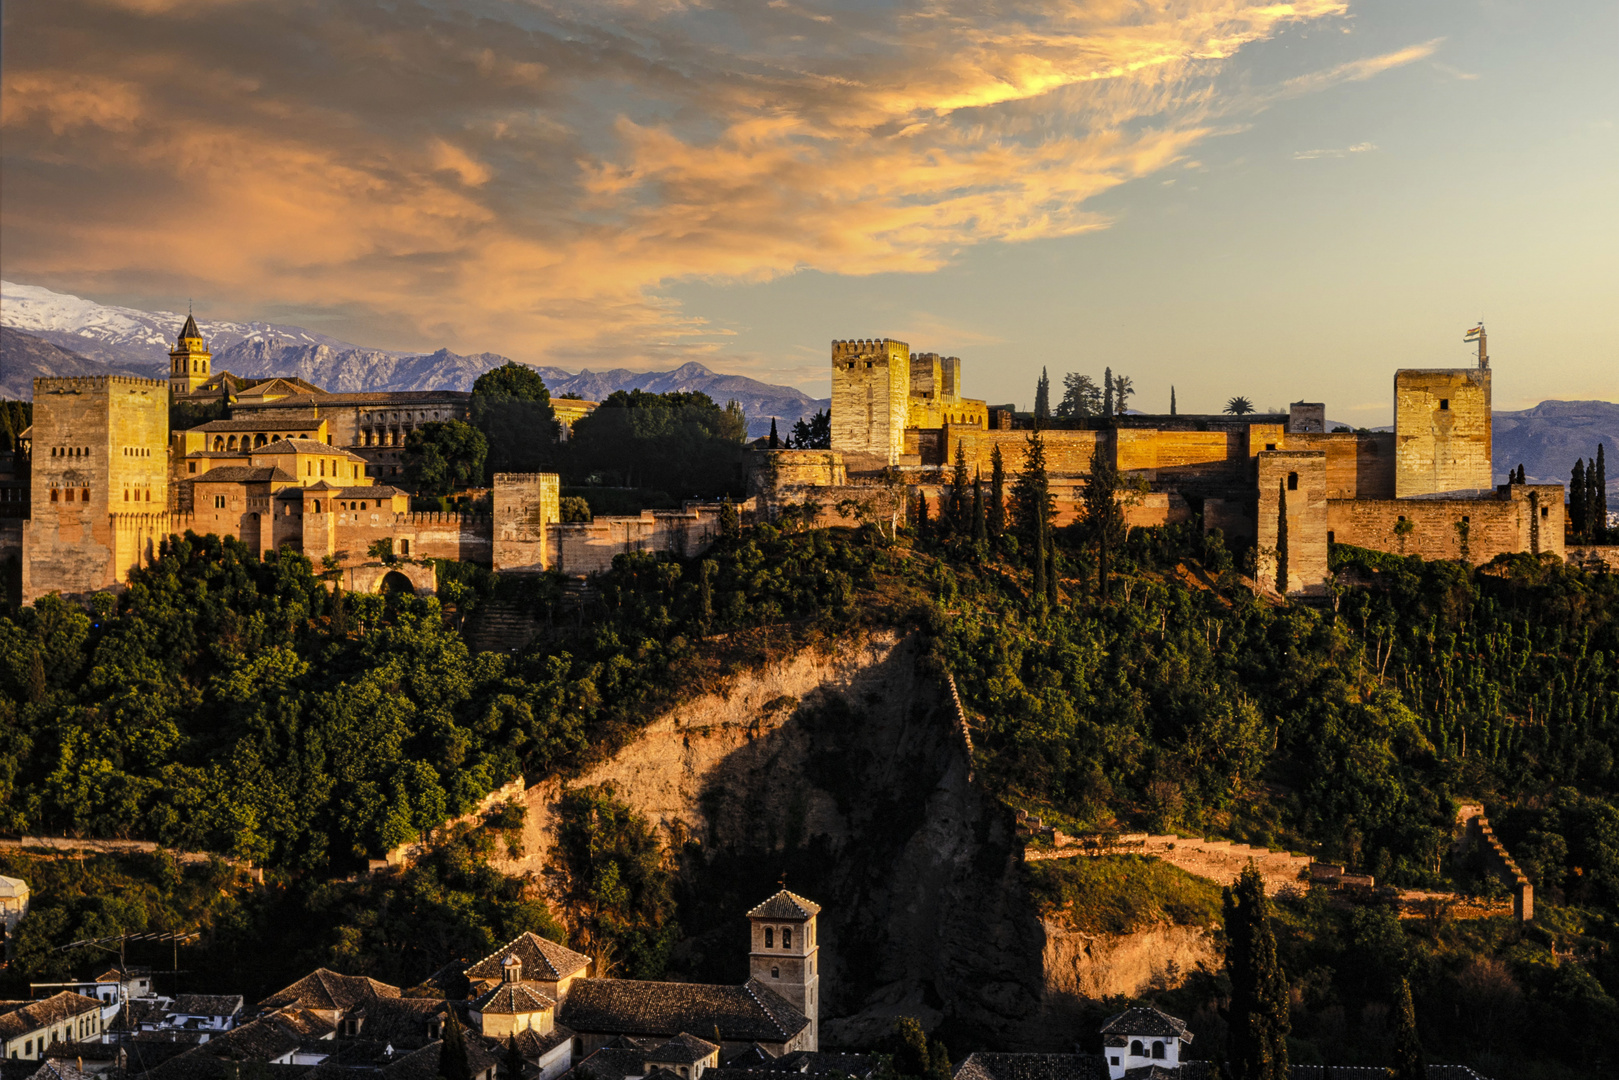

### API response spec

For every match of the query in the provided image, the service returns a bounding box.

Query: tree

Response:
[1081,451,1125,601]
[719,497,740,539]
[560,496,592,522]
[989,445,1006,539]
[891,1018,950,1080]
[1224,864,1290,1080]
[1012,432,1053,609]
[768,418,781,449]
[438,1010,472,1080]
[1225,396,1255,416]
[1595,443,1609,540]
[1034,368,1051,421]
[403,420,488,496]
[948,443,970,532]
[1112,374,1135,415]
[472,363,560,480]
[914,488,930,533]
[972,471,988,546]
[501,1035,525,1080]
[1170,386,1177,416]
[1058,374,1101,419]
[1572,458,1588,538]
[1391,977,1428,1080]
[790,409,831,450]
[1103,366,1114,417]
[568,390,747,499]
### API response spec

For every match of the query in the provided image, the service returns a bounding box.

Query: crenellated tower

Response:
[169,313,212,398]
[830,338,910,467]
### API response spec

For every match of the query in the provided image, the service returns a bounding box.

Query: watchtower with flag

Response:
[1465,322,1488,370]
[746,890,821,1051]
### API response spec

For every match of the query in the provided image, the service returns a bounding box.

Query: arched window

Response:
[1152,1042,1165,1059]
[1287,472,1298,491]
[1130,1041,1144,1056]
[771,967,779,979]
[782,927,792,949]
[764,928,773,948]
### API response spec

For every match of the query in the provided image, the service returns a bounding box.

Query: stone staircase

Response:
[462,598,541,656]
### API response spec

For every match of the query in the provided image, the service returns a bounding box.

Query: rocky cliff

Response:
[486,630,1214,1049]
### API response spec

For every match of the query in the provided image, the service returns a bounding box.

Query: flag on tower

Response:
[1464,325,1484,342]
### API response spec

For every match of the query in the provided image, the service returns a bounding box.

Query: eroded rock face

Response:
[497,631,1209,1049]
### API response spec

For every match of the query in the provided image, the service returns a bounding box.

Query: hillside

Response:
[0,325,158,397]
[1495,398,1619,495]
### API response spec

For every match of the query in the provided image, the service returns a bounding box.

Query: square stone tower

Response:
[747,890,820,1051]
[24,376,169,600]
[831,339,910,467]
[1394,369,1492,497]
[1255,450,1328,596]
[168,315,212,398]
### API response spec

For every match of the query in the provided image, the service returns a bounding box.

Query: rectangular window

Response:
[1439,399,1450,410]
[1287,472,1299,491]
[399,539,410,555]
[189,462,197,473]
[215,495,227,509]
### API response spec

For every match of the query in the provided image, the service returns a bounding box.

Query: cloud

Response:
[1,0,1393,365]
[1293,141,1378,160]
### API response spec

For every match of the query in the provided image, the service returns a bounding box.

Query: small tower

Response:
[746,889,821,1051]
[169,313,212,398]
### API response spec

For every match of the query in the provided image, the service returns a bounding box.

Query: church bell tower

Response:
[747,890,821,1050]
[169,313,211,398]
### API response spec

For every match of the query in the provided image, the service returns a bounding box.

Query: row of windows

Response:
[361,411,447,423]
[49,447,90,458]
[6,1011,99,1058]
[122,446,154,457]
[124,488,153,502]
[49,488,91,503]
[762,924,811,949]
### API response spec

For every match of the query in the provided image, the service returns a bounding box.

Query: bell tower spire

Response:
[746,889,821,1051]
[169,308,212,398]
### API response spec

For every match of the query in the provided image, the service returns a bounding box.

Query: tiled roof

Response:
[565,1048,650,1080]
[645,1032,719,1064]
[558,978,807,1044]
[330,486,401,499]
[259,970,401,1014]
[720,1046,773,1069]
[186,466,294,483]
[1099,1008,1190,1041]
[345,997,448,1049]
[26,1059,93,1080]
[254,439,367,461]
[111,999,172,1032]
[771,1053,881,1077]
[951,1054,1108,1080]
[469,982,556,1016]
[42,1042,122,1063]
[191,419,325,432]
[463,933,592,984]
[178,315,202,342]
[745,892,821,920]
[171,995,243,1018]
[378,1038,497,1080]
[0,993,103,1039]
[237,392,472,409]
[507,1023,574,1061]
[118,1038,197,1076]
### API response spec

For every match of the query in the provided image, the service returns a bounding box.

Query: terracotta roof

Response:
[26,1060,94,1080]
[190,419,325,433]
[237,379,327,398]
[343,997,448,1049]
[644,1032,719,1064]
[951,1054,1107,1080]
[509,1024,573,1061]
[0,993,103,1039]
[187,467,294,484]
[254,439,367,461]
[565,1048,650,1080]
[558,979,807,1044]
[1098,1008,1190,1041]
[377,1038,497,1080]
[236,392,471,409]
[463,933,592,984]
[331,486,400,499]
[469,982,555,1016]
[745,892,820,920]
[259,970,399,1015]
[171,995,243,1018]
[42,1042,123,1063]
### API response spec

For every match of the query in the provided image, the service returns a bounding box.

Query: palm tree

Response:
[1225,396,1255,416]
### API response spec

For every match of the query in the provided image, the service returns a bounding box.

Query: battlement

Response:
[832,338,909,360]
[34,375,168,393]
[394,511,490,526]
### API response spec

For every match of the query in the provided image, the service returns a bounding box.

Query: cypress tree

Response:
[1572,459,1588,538]
[949,442,970,531]
[1081,452,1123,602]
[989,445,1006,539]
[1223,864,1290,1080]
[438,1011,472,1080]
[719,497,740,539]
[1103,366,1114,417]
[1013,432,1052,609]
[1170,385,1177,416]
[768,417,780,449]
[1390,977,1427,1080]
[915,489,930,533]
[1275,478,1289,594]
[1034,368,1051,421]
[1046,528,1059,606]
[1595,443,1608,539]
[972,471,987,545]
[502,1035,526,1080]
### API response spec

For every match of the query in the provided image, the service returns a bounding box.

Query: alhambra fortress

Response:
[0,318,1577,603]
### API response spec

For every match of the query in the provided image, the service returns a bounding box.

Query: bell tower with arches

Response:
[747,890,820,1050]
[169,312,212,398]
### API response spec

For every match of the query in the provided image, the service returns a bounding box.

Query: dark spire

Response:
[178,314,202,343]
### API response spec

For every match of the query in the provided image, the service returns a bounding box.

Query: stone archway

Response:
[379,570,416,595]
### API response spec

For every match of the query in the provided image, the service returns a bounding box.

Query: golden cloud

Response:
[0,0,1416,365]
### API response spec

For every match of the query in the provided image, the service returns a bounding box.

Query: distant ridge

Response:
[0,281,828,434]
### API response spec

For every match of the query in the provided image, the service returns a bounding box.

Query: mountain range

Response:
[0,281,828,435]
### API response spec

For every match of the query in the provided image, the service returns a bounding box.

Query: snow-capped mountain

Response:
[1,280,370,369]
[0,282,830,434]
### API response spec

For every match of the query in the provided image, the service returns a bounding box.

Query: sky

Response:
[1,0,1614,425]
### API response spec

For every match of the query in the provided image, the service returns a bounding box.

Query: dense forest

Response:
[2,478,1617,1075]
